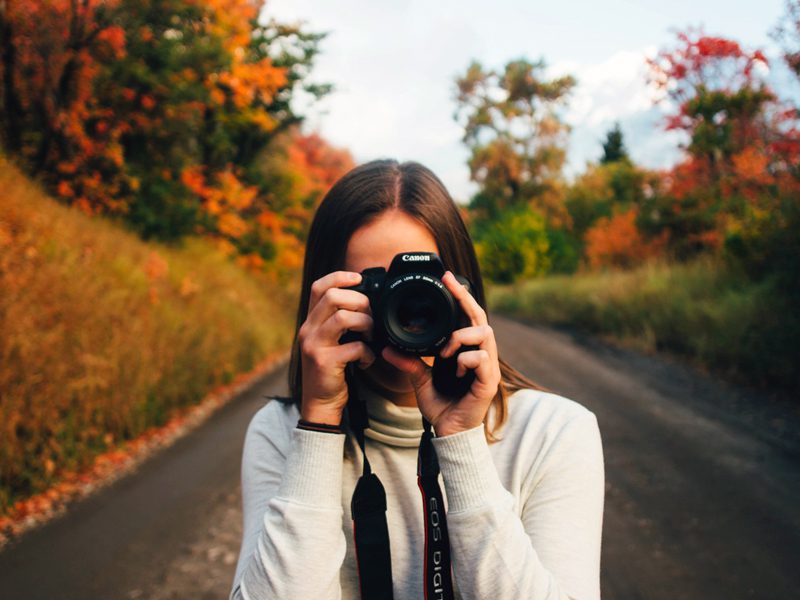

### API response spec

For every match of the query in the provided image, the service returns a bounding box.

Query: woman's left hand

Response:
[382,270,501,437]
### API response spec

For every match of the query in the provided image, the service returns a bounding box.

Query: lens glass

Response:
[396,295,438,335]
[384,279,453,350]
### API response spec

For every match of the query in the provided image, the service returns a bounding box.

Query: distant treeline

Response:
[452,5,800,393]
[453,16,799,303]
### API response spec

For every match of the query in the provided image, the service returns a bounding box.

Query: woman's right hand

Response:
[298,270,375,426]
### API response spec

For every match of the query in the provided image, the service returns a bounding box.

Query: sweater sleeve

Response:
[229,405,348,600]
[431,411,605,600]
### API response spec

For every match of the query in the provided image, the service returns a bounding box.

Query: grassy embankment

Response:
[487,257,798,393]
[0,159,297,512]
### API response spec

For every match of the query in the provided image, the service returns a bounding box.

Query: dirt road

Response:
[0,314,798,599]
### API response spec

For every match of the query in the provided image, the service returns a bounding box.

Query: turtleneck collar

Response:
[351,373,424,447]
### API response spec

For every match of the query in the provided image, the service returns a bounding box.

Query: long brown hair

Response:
[287,159,545,440]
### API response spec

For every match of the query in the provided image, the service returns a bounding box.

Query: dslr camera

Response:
[341,251,478,397]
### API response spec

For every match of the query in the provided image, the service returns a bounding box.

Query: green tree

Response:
[473,207,551,284]
[600,122,629,164]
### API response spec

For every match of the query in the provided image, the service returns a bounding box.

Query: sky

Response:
[265,0,794,202]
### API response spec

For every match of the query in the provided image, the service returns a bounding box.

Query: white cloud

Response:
[546,48,686,175]
[265,2,696,198]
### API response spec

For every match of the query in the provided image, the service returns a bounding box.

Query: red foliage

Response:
[647,28,775,161]
[643,28,800,260]
[647,28,770,106]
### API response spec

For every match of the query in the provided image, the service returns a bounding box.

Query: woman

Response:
[230,160,605,600]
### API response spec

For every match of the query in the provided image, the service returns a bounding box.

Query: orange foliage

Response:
[1,0,349,282]
[202,0,286,129]
[1,0,290,221]
[0,0,131,213]
[287,131,356,200]
[732,147,772,186]
[254,128,355,276]
[585,208,669,269]
[181,166,256,240]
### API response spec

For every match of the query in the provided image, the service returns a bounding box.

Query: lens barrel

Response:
[381,274,457,354]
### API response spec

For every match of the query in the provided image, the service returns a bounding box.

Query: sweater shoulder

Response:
[492,388,600,465]
[504,387,596,433]
[244,397,300,457]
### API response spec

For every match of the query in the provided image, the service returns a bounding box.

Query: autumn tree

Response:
[0,0,337,274]
[645,28,794,259]
[731,1,800,295]
[454,58,575,281]
[97,0,327,245]
[454,58,575,225]
[563,123,664,271]
[251,126,355,273]
[0,0,130,213]
[648,29,775,169]
[565,159,663,261]
[584,207,668,270]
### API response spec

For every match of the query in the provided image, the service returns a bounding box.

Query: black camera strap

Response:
[345,363,455,600]
[417,417,456,600]
[347,364,394,600]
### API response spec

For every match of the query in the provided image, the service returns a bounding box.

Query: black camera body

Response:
[342,251,478,398]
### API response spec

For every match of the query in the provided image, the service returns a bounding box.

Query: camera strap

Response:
[347,364,395,600]
[345,363,455,600]
[417,417,456,600]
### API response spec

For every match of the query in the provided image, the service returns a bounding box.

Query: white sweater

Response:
[230,375,605,600]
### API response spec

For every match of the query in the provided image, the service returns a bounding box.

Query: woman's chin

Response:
[362,355,413,394]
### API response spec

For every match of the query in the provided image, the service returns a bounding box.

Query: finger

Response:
[455,348,492,379]
[336,340,376,370]
[308,271,363,313]
[439,324,496,358]
[317,309,374,344]
[381,346,433,392]
[307,287,372,329]
[442,271,487,326]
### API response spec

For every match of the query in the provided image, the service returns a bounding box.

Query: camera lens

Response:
[383,279,455,352]
[396,295,438,335]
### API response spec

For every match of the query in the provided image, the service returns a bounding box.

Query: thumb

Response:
[381,347,433,392]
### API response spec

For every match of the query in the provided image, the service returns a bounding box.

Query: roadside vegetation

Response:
[487,257,797,392]
[0,158,297,510]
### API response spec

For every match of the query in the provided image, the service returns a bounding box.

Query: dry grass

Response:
[0,158,297,510]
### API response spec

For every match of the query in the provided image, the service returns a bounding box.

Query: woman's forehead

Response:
[344,210,438,272]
